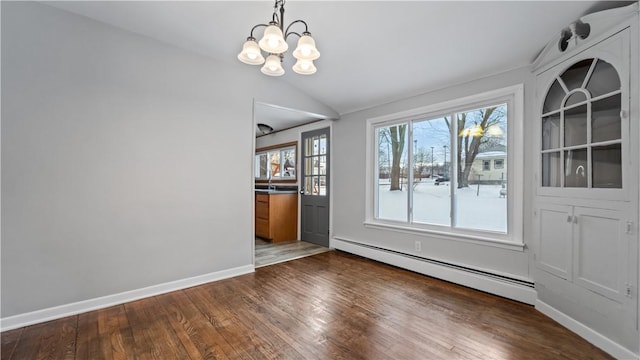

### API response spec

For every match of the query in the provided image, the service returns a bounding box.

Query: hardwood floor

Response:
[255,238,330,268]
[1,251,612,359]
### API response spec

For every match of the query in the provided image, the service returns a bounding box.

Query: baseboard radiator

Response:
[331,237,536,304]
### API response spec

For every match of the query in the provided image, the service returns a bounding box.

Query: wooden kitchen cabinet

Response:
[255,192,298,243]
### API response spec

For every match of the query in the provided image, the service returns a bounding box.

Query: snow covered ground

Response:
[377,179,507,233]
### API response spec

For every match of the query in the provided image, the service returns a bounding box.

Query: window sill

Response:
[363,220,525,252]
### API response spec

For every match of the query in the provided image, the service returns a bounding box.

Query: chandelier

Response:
[237,0,320,76]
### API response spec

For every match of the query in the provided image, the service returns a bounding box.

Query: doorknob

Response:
[299,187,304,194]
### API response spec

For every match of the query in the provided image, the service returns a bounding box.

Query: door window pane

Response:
[319,136,327,154]
[318,176,327,196]
[304,177,313,195]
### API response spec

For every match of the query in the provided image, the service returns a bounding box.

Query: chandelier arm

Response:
[284,31,302,41]
[249,23,269,38]
[284,20,309,39]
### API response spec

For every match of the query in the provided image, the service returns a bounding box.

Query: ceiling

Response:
[47,1,631,134]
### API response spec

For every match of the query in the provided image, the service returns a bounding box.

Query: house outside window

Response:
[365,85,524,247]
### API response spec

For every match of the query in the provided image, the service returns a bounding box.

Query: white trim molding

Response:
[536,300,639,360]
[0,264,255,332]
[331,236,536,305]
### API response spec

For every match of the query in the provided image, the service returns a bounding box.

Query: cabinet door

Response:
[536,204,573,280]
[573,207,629,302]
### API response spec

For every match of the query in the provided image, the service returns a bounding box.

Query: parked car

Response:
[434,176,450,185]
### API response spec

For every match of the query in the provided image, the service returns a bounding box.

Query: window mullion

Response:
[450,112,457,228]
[408,122,414,223]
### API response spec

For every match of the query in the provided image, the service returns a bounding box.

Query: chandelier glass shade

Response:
[261,54,285,76]
[237,38,265,65]
[237,0,319,76]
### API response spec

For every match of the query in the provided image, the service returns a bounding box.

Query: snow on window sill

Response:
[363,220,525,252]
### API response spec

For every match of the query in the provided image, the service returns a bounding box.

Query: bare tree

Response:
[445,106,505,188]
[388,125,407,190]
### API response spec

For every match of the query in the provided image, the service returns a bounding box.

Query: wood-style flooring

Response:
[1,251,612,359]
[255,238,330,268]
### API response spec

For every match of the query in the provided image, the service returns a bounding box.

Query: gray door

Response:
[300,128,330,247]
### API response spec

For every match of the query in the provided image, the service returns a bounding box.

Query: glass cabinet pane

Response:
[564,149,588,188]
[542,152,561,187]
[592,144,622,188]
[564,105,587,146]
[565,91,587,107]
[543,79,565,114]
[542,114,561,150]
[592,94,621,143]
[586,60,620,97]
[560,59,592,91]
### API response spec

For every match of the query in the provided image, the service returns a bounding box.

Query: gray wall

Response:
[332,67,536,281]
[1,2,335,318]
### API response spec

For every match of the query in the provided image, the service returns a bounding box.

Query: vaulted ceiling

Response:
[47,1,629,132]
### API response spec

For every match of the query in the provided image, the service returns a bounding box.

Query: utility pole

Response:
[431,146,434,177]
[443,145,448,176]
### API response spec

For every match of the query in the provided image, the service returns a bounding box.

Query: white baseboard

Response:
[331,237,536,305]
[536,300,638,360]
[0,264,254,332]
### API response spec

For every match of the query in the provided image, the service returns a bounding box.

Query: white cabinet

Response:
[537,203,632,303]
[532,4,639,355]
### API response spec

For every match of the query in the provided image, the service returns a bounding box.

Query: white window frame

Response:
[364,84,524,250]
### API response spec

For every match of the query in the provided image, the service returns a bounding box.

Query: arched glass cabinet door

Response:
[541,57,622,189]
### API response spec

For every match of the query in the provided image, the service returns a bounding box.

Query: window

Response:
[366,85,524,247]
[483,160,491,171]
[255,142,297,182]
